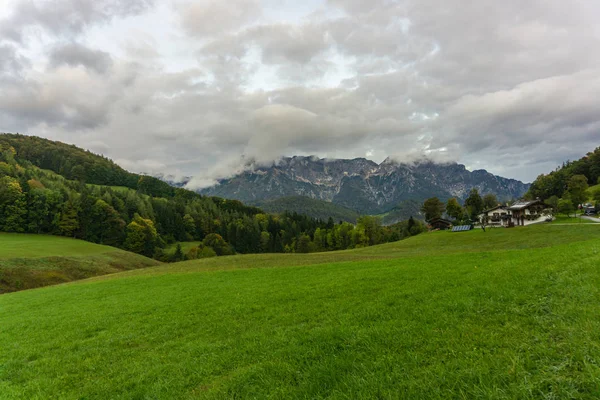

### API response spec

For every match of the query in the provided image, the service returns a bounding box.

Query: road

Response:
[581,215,600,223]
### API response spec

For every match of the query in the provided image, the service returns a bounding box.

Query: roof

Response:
[428,218,453,224]
[479,205,509,214]
[508,199,542,211]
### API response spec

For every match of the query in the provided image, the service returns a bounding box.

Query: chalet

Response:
[478,205,511,226]
[428,218,453,231]
[508,199,545,226]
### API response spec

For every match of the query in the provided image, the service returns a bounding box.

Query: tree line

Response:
[528,147,600,201]
[420,189,500,223]
[527,147,600,215]
[0,135,426,261]
[420,144,600,223]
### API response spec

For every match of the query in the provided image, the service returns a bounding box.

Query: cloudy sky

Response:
[1,0,599,187]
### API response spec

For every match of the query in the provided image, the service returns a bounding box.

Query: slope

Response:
[528,146,600,200]
[2,225,600,398]
[252,195,361,223]
[3,133,414,260]
[0,233,159,293]
[2,133,356,259]
[375,199,423,225]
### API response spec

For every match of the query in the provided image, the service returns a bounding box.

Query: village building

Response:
[478,205,511,226]
[507,199,546,226]
[428,218,453,230]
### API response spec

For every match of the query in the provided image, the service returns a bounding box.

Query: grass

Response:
[552,214,598,224]
[2,225,600,398]
[0,233,115,259]
[0,234,160,293]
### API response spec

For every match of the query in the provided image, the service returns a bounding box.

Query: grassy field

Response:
[2,225,600,398]
[0,234,160,293]
[552,214,598,224]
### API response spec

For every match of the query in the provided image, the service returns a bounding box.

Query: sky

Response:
[1,0,599,188]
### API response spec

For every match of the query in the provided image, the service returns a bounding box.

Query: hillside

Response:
[528,146,600,199]
[200,156,530,214]
[2,225,600,398]
[376,199,423,225]
[1,133,414,260]
[251,196,423,225]
[253,195,360,223]
[0,133,175,197]
[0,233,159,293]
[587,184,600,201]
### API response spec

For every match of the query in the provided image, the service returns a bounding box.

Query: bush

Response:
[186,244,217,260]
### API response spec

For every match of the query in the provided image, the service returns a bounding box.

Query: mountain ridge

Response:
[199,155,530,214]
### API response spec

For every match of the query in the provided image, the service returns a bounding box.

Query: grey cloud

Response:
[179,0,262,37]
[0,44,30,78]
[200,22,330,71]
[248,23,329,64]
[2,0,600,185]
[326,0,389,14]
[0,0,155,42]
[0,61,146,131]
[48,43,113,74]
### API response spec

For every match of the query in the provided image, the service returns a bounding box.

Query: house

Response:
[508,199,545,226]
[478,205,511,226]
[428,218,453,230]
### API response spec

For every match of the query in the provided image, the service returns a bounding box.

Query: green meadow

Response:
[0,234,159,293]
[552,215,598,224]
[2,225,600,398]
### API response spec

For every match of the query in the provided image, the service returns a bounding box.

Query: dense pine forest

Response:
[0,134,425,261]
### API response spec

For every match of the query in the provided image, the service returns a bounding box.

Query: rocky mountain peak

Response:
[199,155,530,214]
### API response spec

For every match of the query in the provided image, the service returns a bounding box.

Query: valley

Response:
[1,1,598,398]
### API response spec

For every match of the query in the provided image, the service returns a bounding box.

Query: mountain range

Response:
[198,156,530,217]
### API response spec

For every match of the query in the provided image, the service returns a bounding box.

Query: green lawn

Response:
[552,214,598,224]
[0,233,116,259]
[0,234,160,293]
[2,226,600,398]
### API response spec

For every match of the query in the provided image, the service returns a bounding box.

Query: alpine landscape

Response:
[200,156,530,220]
[1,0,600,399]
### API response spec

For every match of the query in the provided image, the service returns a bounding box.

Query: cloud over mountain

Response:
[1,0,599,183]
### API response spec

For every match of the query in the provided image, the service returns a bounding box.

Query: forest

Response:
[527,147,600,200]
[0,134,425,261]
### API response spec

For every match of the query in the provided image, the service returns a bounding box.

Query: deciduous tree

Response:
[558,198,575,217]
[482,193,498,210]
[445,198,464,221]
[567,174,589,206]
[125,214,159,257]
[421,197,445,221]
[544,195,559,212]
